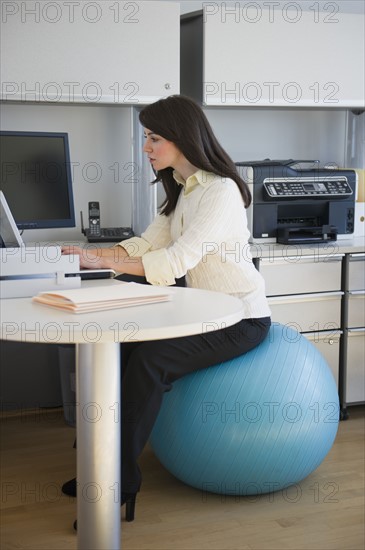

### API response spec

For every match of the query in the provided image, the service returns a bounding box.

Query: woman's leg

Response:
[122,317,270,494]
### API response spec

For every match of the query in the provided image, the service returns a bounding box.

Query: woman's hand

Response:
[61,245,145,276]
[61,245,105,269]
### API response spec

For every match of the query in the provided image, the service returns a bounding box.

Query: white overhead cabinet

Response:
[181,4,365,108]
[1,1,180,104]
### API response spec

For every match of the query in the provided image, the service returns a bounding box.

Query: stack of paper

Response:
[32,282,172,313]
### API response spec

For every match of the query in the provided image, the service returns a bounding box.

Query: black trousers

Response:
[121,315,271,493]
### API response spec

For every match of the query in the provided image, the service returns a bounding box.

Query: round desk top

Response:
[0,282,244,344]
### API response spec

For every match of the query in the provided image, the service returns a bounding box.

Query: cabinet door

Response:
[348,254,365,291]
[202,6,364,108]
[304,330,341,387]
[348,292,365,328]
[1,1,179,104]
[268,292,342,333]
[345,254,365,405]
[260,255,343,296]
[346,329,365,404]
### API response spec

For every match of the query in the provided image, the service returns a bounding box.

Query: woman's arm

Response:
[61,213,172,277]
[61,245,145,276]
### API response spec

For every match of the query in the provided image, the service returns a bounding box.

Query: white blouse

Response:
[118,169,271,320]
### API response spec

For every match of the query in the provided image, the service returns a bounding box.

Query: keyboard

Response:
[66,269,116,280]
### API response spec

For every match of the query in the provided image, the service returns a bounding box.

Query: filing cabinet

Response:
[346,329,365,404]
[305,330,342,386]
[258,253,344,387]
[344,254,365,405]
[267,292,342,334]
[260,254,343,296]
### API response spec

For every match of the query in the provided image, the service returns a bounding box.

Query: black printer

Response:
[236,159,357,244]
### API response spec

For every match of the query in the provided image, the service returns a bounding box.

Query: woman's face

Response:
[143,128,184,172]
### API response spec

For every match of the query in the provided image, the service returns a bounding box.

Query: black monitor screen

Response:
[0,131,75,230]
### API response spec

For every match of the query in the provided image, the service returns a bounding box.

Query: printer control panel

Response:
[264,177,353,199]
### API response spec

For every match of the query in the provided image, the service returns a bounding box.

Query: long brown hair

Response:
[139,95,251,215]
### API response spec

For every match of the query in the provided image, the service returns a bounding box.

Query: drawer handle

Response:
[261,255,343,265]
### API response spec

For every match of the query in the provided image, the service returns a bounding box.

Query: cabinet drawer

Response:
[348,254,365,291]
[348,292,365,328]
[304,330,341,386]
[346,329,365,404]
[260,255,343,296]
[268,292,342,332]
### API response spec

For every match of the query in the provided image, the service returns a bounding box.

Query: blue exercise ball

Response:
[150,323,339,495]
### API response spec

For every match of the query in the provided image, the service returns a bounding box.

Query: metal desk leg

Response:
[76,342,121,550]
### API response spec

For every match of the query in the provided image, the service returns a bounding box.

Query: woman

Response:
[62,95,271,523]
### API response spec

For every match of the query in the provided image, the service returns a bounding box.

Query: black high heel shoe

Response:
[62,477,77,497]
[123,492,137,522]
[73,492,137,530]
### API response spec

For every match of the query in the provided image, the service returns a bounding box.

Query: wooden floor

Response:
[0,406,364,550]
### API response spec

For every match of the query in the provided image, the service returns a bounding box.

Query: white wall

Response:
[1,102,134,243]
[205,108,347,165]
[1,0,363,410]
[17,102,347,231]
[155,106,349,206]
[154,0,363,208]
[1,0,363,233]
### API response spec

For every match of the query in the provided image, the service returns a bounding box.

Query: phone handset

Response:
[88,201,101,236]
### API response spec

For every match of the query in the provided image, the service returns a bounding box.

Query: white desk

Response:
[0,281,244,550]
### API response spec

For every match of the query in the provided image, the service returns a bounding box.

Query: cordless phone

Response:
[80,202,134,243]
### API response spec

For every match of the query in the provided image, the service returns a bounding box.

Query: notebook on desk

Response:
[0,191,115,281]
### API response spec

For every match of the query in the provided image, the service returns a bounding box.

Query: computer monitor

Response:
[0,190,24,247]
[0,131,75,230]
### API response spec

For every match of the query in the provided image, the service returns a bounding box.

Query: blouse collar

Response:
[173,169,217,194]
